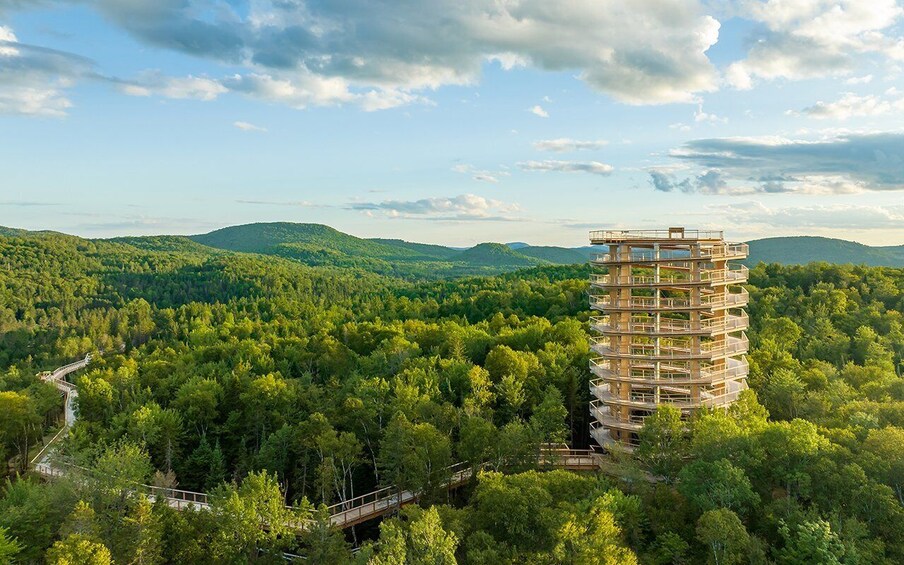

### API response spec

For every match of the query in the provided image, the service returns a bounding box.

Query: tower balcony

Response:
[589,288,748,312]
[589,333,748,360]
[589,312,749,336]
[591,401,646,432]
[589,265,749,288]
[589,356,748,386]
[591,378,747,410]
[591,243,748,265]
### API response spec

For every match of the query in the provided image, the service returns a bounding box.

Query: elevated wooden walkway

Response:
[33,357,607,529]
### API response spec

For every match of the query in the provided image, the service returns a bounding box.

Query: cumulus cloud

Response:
[796,91,904,120]
[119,71,227,100]
[533,138,608,152]
[694,104,726,124]
[845,74,873,85]
[220,72,430,111]
[727,0,904,88]
[0,25,93,116]
[348,194,521,221]
[529,105,549,118]
[658,132,904,194]
[711,201,904,230]
[81,0,721,106]
[649,169,732,194]
[452,164,510,183]
[518,160,614,175]
[233,121,267,132]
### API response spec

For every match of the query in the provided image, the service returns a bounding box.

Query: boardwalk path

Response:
[32,357,606,528]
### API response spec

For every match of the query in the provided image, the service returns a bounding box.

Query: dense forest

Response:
[0,229,902,563]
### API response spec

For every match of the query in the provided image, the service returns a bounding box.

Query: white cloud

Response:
[529,105,549,118]
[221,72,431,111]
[120,72,227,101]
[796,91,904,120]
[0,25,18,56]
[518,160,614,175]
[533,138,608,152]
[233,121,267,132]
[349,193,522,221]
[0,26,90,117]
[710,201,904,230]
[694,104,726,123]
[85,0,722,106]
[452,164,510,183]
[660,132,904,194]
[845,74,873,85]
[729,0,904,87]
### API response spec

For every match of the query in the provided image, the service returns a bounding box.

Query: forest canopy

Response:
[0,230,902,563]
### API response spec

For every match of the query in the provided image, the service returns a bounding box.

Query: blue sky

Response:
[1,1,903,246]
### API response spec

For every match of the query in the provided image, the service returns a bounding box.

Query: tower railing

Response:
[590,229,724,241]
[589,312,749,334]
[590,265,749,287]
[592,243,748,263]
[589,289,748,310]
[589,334,749,359]
[590,356,748,385]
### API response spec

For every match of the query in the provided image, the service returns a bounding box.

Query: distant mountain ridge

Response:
[184,222,586,278]
[3,224,904,277]
[745,236,904,267]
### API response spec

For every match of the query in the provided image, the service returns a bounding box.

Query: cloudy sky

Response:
[1,0,903,246]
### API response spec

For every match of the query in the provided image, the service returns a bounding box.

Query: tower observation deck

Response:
[588,228,750,449]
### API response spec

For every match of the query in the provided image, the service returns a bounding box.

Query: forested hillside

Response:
[0,230,903,563]
[186,222,582,278]
[746,236,904,267]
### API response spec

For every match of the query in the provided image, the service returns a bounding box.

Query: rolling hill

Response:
[745,236,904,267]
[455,242,545,267]
[5,223,904,277]
[184,222,584,277]
[516,245,592,264]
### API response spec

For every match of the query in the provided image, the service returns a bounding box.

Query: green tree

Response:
[124,495,163,565]
[300,505,352,564]
[678,459,758,516]
[457,415,496,466]
[379,414,452,497]
[530,385,568,446]
[472,471,554,553]
[776,519,847,565]
[0,390,39,468]
[759,317,803,352]
[695,509,750,565]
[46,534,113,565]
[407,506,458,564]
[552,496,639,565]
[173,377,223,435]
[646,532,689,565]
[370,506,458,565]
[862,426,904,504]
[637,405,688,481]
[760,368,806,421]
[208,470,309,562]
[0,526,21,562]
